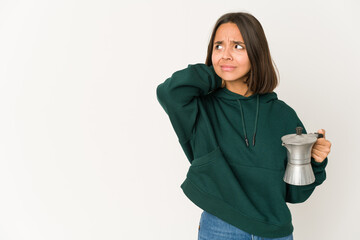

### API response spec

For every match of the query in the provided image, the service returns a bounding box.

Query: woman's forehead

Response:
[214,23,244,42]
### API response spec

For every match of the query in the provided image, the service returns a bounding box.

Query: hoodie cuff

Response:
[209,65,222,89]
[311,156,328,169]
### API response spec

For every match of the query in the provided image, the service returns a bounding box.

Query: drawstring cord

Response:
[237,94,259,147]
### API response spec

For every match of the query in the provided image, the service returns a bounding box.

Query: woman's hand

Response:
[311,129,332,163]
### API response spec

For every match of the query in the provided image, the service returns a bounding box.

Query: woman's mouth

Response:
[220,65,236,71]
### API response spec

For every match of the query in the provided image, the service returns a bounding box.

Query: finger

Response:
[312,144,330,152]
[318,129,326,139]
[311,148,327,162]
[311,151,323,162]
[315,140,332,153]
[315,138,331,146]
[312,147,329,156]
[313,140,331,152]
[312,148,328,159]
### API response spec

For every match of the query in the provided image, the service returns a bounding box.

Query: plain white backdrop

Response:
[0,0,359,239]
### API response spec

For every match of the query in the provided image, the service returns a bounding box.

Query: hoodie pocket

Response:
[185,146,291,225]
[186,146,238,201]
[190,146,222,167]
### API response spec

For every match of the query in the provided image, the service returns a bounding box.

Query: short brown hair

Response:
[205,12,279,94]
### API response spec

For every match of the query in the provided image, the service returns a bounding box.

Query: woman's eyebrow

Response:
[214,40,245,45]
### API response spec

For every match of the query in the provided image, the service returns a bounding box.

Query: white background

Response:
[0,0,359,239]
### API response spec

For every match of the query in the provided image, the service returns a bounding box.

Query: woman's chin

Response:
[220,76,241,82]
[219,73,249,82]
[218,73,241,81]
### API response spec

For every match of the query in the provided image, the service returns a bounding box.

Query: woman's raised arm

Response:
[156,63,222,162]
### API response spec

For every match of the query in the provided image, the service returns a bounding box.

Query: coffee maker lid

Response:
[281,127,318,145]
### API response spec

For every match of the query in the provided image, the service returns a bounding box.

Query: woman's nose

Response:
[222,47,232,60]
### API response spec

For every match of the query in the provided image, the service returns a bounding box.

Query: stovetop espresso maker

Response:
[281,127,324,186]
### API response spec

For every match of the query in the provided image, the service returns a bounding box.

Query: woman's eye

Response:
[235,44,244,50]
[215,45,223,50]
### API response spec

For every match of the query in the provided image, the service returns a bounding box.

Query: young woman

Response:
[156,12,331,240]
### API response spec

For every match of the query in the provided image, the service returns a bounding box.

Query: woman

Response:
[156,12,331,240]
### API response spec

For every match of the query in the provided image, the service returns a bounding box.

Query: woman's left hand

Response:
[311,129,332,163]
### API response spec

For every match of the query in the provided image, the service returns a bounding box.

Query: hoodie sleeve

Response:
[285,116,328,204]
[156,63,222,163]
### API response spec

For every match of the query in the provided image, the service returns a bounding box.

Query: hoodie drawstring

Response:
[236,94,259,147]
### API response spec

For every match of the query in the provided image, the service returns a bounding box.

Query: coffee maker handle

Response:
[314,133,324,138]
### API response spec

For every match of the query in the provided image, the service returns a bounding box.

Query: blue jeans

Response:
[198,211,294,240]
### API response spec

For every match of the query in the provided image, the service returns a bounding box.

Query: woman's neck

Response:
[224,80,253,97]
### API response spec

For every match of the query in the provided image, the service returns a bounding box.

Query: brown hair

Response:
[205,12,279,95]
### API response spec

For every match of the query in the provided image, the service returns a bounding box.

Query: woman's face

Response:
[211,22,251,82]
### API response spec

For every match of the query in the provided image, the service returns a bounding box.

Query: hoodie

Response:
[156,63,328,238]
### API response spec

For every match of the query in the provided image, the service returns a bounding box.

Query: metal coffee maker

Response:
[281,127,324,186]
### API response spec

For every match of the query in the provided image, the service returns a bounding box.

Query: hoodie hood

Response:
[213,87,278,102]
[213,87,278,147]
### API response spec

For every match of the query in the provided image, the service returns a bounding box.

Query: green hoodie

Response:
[156,63,328,238]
